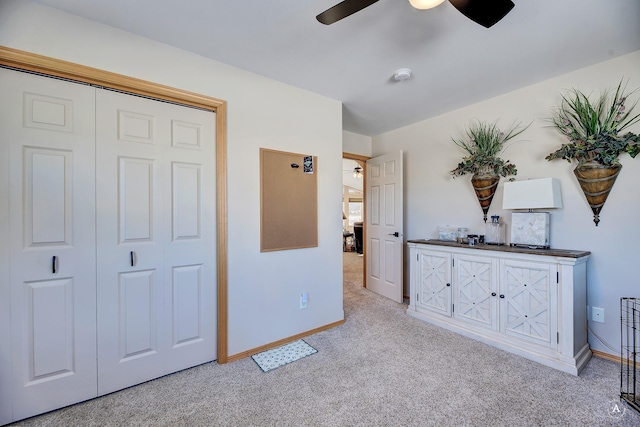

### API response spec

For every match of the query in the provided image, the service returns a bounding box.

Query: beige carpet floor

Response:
[10,252,639,426]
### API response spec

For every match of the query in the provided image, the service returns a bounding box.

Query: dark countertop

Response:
[407,239,590,259]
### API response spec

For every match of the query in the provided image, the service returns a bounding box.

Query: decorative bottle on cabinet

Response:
[485,215,505,245]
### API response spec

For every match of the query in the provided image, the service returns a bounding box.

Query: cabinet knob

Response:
[491,292,496,297]
[500,294,505,299]
[446,283,451,287]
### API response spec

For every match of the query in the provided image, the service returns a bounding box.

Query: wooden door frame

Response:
[0,46,231,363]
[343,152,370,288]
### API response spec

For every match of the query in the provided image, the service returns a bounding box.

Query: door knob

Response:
[388,232,399,237]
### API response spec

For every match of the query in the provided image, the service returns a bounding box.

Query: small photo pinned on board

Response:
[303,156,313,174]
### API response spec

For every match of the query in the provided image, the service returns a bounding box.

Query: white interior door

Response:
[95,89,216,395]
[0,69,98,421]
[366,151,403,303]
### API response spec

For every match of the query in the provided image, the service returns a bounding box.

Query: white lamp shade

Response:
[409,0,446,10]
[502,178,563,210]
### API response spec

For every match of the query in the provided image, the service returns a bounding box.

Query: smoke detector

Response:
[393,68,412,82]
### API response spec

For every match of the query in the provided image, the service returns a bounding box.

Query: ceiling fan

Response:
[343,166,364,178]
[317,0,515,28]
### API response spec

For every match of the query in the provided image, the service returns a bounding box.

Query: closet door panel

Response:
[26,148,71,245]
[24,278,74,378]
[172,162,201,240]
[120,157,156,242]
[0,71,9,425]
[96,91,165,395]
[96,89,216,392]
[172,264,203,345]
[0,68,97,423]
[119,270,158,358]
[164,108,216,373]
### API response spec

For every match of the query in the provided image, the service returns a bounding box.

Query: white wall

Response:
[373,51,640,357]
[343,130,372,157]
[0,0,344,356]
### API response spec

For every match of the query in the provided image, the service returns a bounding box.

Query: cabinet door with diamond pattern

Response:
[416,250,452,316]
[500,259,557,349]
[454,254,498,330]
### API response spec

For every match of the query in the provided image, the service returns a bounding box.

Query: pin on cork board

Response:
[260,148,318,252]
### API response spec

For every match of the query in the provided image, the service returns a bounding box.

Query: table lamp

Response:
[502,178,562,249]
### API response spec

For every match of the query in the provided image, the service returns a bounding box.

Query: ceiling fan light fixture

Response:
[409,0,446,10]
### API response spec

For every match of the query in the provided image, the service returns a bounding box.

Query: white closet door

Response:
[95,90,166,394]
[0,69,97,422]
[95,89,216,395]
[162,99,216,374]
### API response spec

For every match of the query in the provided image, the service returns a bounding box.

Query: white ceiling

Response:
[33,0,640,136]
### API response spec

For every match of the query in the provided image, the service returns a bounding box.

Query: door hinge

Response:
[556,272,559,283]
[452,258,455,267]
[417,253,419,261]
[557,332,559,344]
[452,304,455,313]
[416,294,419,302]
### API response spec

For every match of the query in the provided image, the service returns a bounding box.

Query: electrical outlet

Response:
[300,292,308,309]
[592,307,604,323]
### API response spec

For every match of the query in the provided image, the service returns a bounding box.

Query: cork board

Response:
[260,148,318,252]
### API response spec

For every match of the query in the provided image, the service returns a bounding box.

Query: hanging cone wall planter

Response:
[450,119,530,223]
[471,174,500,222]
[546,79,640,226]
[573,163,621,226]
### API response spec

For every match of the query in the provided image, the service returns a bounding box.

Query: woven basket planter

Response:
[471,174,500,223]
[573,163,621,226]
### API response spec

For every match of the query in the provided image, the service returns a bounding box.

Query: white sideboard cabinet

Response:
[407,240,591,375]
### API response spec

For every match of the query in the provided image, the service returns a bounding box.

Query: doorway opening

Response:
[342,153,369,291]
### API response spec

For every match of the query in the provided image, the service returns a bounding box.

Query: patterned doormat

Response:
[251,339,318,372]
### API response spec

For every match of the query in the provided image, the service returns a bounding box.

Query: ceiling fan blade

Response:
[316,0,380,25]
[449,0,514,28]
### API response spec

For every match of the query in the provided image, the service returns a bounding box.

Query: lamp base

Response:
[509,243,550,250]
[510,212,551,248]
